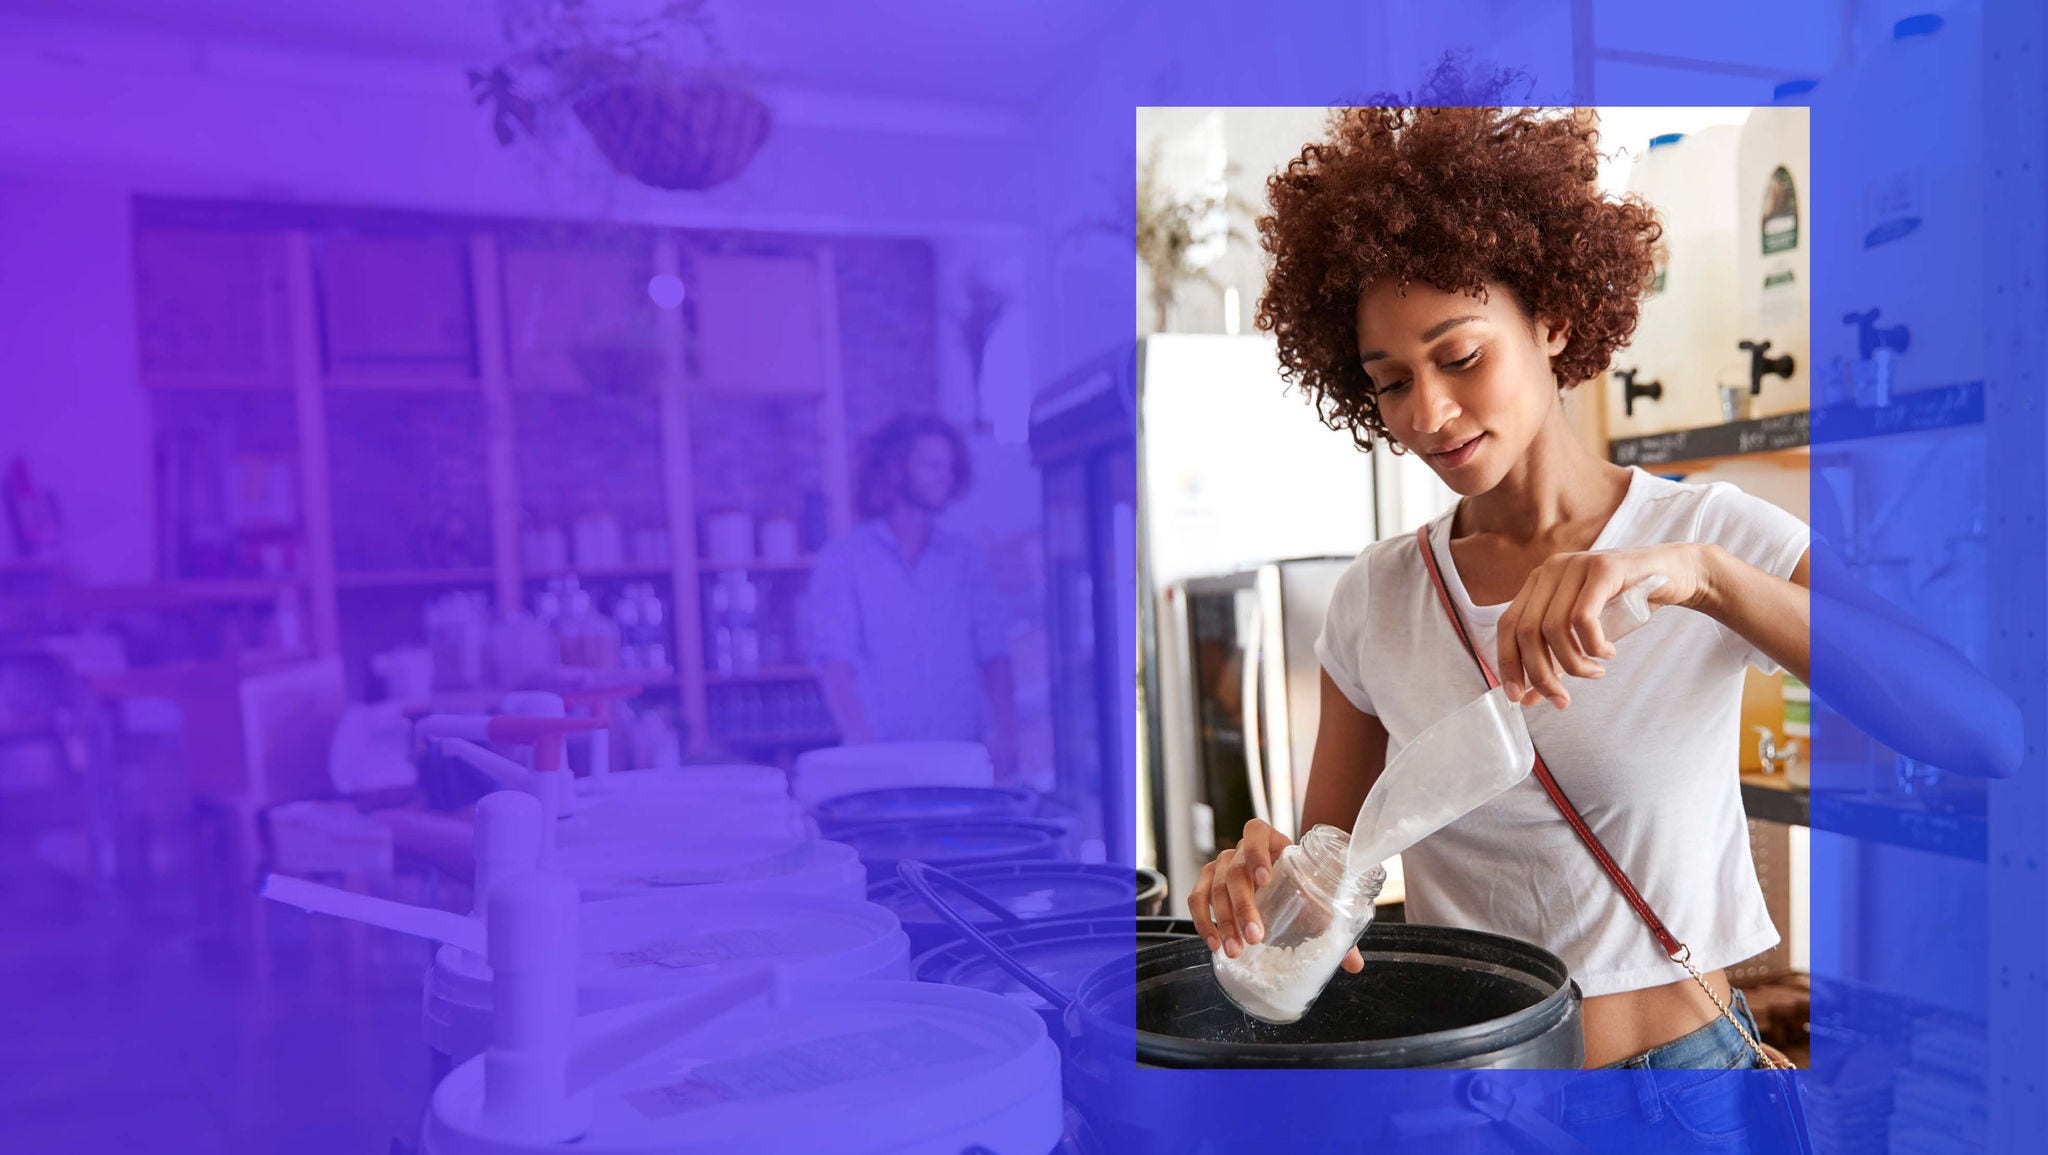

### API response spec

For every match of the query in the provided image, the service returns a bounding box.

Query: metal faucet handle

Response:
[1752,725,1801,774]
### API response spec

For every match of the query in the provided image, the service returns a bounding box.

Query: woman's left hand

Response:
[1496,543,1720,710]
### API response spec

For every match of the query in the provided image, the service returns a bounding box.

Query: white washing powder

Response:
[1212,927,1359,1025]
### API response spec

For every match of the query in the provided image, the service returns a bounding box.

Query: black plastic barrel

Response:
[810,785,1038,837]
[870,860,1146,955]
[1059,923,1582,1153]
[1073,922,1581,1068]
[833,818,1069,885]
[914,915,1195,1037]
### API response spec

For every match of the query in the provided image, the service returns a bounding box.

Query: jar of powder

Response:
[1211,824,1386,1024]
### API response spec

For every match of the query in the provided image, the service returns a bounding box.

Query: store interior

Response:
[0,2,2010,1152]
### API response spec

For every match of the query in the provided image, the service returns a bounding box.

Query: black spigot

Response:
[1842,308,1911,361]
[1615,368,1663,417]
[1740,340,1796,396]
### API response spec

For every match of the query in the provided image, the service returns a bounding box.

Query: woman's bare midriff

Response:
[1578,967,1735,1068]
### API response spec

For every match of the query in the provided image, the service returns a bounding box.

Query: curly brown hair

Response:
[856,411,973,519]
[1255,106,1663,452]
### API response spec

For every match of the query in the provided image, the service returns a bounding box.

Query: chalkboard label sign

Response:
[1608,381,1983,467]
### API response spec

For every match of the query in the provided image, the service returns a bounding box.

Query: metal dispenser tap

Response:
[1740,339,1796,396]
[1614,367,1663,417]
[1754,726,1802,776]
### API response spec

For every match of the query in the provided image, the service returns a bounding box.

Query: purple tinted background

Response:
[1,1,2044,1153]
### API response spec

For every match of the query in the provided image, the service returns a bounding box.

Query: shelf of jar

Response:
[321,373,483,392]
[524,564,673,580]
[60,578,307,610]
[704,667,818,685]
[142,372,294,391]
[697,557,814,573]
[335,567,496,589]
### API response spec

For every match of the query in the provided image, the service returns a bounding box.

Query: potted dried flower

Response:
[467,0,771,191]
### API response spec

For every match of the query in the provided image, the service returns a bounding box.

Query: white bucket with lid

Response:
[423,893,912,1064]
[421,979,1062,1155]
[556,836,867,904]
[792,741,995,806]
[552,790,813,847]
[576,763,788,800]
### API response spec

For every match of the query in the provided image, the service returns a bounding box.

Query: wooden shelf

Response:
[697,557,813,573]
[1740,771,1811,827]
[62,579,303,611]
[705,667,818,685]
[693,383,829,400]
[525,564,672,580]
[142,372,293,392]
[322,374,482,392]
[335,567,496,589]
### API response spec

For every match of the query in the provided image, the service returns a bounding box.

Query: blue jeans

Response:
[1552,992,1810,1154]
[1602,988,1765,1070]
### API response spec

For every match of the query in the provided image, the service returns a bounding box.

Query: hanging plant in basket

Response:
[468,0,772,192]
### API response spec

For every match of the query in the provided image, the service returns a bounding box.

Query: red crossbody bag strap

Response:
[1413,525,1686,960]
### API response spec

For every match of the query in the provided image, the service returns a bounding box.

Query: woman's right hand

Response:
[1186,818,1364,972]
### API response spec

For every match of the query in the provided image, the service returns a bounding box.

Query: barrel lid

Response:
[914,917,1145,1011]
[577,764,787,798]
[794,741,992,771]
[423,981,1062,1155]
[869,861,1135,929]
[792,742,995,805]
[815,786,1036,828]
[554,792,807,847]
[557,837,864,904]
[833,819,1065,868]
[430,896,909,1009]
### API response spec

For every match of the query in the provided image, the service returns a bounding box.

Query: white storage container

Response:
[1811,9,1984,401]
[1611,126,1744,436]
[1736,98,1813,417]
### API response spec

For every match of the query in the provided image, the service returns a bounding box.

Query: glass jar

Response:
[1211,824,1386,1025]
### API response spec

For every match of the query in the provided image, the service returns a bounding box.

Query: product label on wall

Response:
[1762,166,1800,254]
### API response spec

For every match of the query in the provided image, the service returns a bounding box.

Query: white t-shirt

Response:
[1314,466,1810,997]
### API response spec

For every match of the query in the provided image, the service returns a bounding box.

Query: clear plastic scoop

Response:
[1598,574,1669,645]
[1346,686,1537,875]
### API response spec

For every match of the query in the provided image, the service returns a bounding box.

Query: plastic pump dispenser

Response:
[478,872,590,1143]
[416,713,605,859]
[259,788,546,959]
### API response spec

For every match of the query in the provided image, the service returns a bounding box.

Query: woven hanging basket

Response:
[572,81,771,191]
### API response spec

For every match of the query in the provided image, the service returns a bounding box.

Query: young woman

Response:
[1184,106,1815,1075]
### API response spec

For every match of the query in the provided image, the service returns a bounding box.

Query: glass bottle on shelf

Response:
[706,578,734,676]
[615,586,645,669]
[730,574,760,674]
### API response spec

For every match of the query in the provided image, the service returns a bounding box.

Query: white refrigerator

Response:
[1136,333,1453,903]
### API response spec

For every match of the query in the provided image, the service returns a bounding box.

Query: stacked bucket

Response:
[265,710,1157,1154]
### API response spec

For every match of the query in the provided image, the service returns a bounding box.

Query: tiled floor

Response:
[1,844,439,1154]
